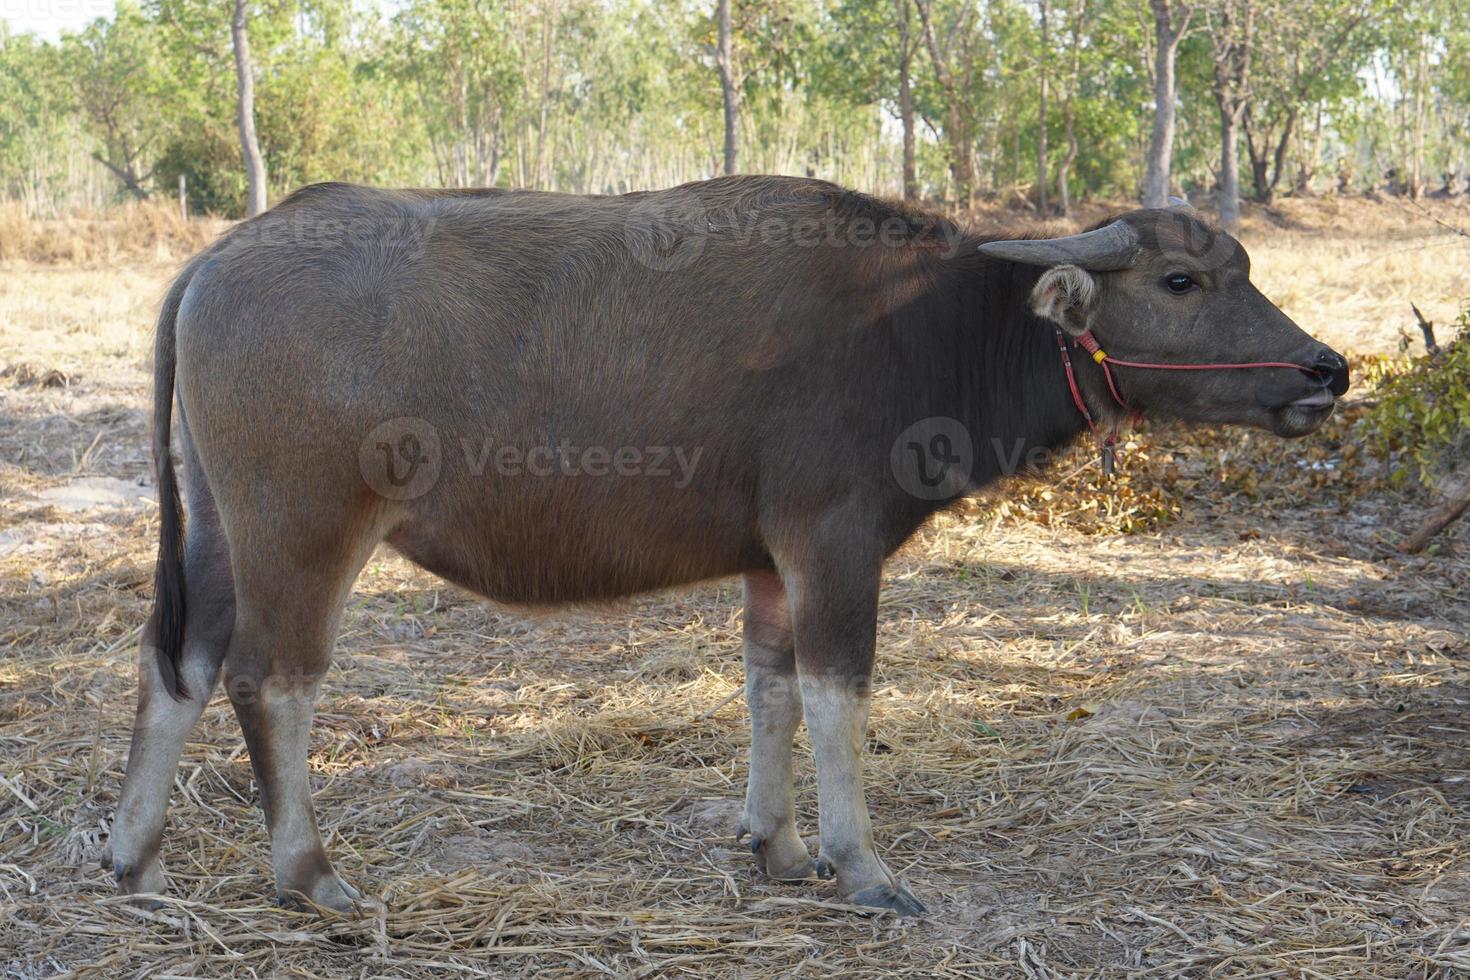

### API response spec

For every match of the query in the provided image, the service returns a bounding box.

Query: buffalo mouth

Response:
[1288,387,1336,410]
[1269,386,1337,437]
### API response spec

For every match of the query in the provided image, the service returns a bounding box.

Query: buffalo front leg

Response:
[736,571,814,881]
[785,553,926,916]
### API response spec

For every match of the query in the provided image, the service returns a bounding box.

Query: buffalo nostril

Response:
[1310,348,1350,396]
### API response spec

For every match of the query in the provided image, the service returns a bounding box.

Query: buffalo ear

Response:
[1029,264,1098,336]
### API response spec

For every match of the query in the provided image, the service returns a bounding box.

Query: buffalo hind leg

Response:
[222,528,378,913]
[107,452,235,902]
[736,571,814,881]
[784,547,926,916]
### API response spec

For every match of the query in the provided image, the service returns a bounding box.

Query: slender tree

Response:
[1036,0,1049,212]
[913,0,978,206]
[1143,0,1191,207]
[231,0,267,216]
[716,0,739,174]
[1056,0,1089,216]
[897,0,917,200]
[1209,0,1254,229]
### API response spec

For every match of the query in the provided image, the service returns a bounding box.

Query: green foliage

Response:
[0,0,1465,212]
[1364,306,1470,487]
[0,27,82,212]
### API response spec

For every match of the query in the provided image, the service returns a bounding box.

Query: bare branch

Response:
[912,0,954,89]
[1401,470,1470,553]
[1410,303,1439,356]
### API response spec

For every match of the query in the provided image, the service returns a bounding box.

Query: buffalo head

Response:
[979,206,1349,438]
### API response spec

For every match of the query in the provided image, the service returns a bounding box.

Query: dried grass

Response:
[2,199,1469,978]
[0,200,226,266]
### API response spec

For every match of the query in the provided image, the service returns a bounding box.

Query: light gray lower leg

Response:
[741,666,811,879]
[801,677,922,914]
[107,652,220,899]
[784,553,926,915]
[801,678,888,885]
[737,571,812,879]
[229,667,360,911]
[108,493,233,901]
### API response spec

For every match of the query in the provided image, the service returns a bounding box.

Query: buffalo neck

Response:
[895,248,1093,491]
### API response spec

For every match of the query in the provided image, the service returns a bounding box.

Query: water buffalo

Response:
[106,176,1348,916]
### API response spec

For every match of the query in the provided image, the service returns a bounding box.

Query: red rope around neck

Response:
[1059,328,1312,474]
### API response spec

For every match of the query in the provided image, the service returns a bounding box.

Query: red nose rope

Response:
[1056,328,1308,476]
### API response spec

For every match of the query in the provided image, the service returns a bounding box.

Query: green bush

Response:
[1364,304,1470,487]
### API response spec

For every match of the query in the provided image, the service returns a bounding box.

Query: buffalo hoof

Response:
[848,883,928,918]
[277,873,363,915]
[108,853,166,910]
[738,818,814,882]
[747,833,816,882]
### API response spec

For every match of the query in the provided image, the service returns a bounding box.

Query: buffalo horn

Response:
[977,219,1141,271]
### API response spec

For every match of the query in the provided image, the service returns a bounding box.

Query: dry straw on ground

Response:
[1,197,1468,977]
[0,200,225,266]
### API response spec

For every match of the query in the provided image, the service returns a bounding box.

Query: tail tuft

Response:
[148,469,187,700]
[148,270,193,701]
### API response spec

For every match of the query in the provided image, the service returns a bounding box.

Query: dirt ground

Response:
[2,199,1469,977]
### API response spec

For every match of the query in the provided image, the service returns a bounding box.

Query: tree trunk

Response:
[1269,107,1296,197]
[1036,0,1049,213]
[716,0,739,176]
[1242,102,1295,204]
[1059,109,1077,217]
[1058,0,1086,217]
[1409,35,1427,200]
[1248,148,1270,201]
[1243,106,1269,202]
[231,0,267,217]
[1218,106,1242,228]
[914,0,974,207]
[896,0,917,200]
[947,108,975,206]
[93,153,148,200]
[1297,101,1324,194]
[1143,0,1189,207]
[1210,0,1252,230]
[534,3,556,189]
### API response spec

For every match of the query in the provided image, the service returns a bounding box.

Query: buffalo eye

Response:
[1163,273,1197,295]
